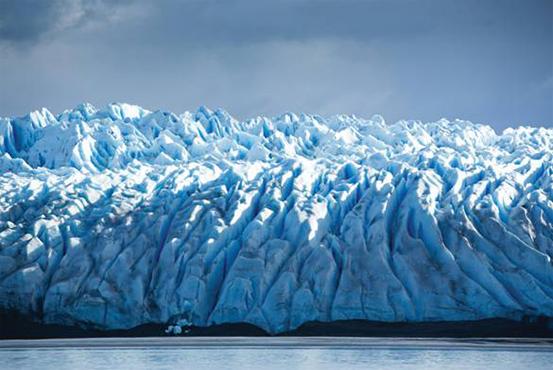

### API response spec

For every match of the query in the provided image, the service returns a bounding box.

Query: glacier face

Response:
[0,103,552,334]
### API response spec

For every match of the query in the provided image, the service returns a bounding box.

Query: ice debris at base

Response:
[0,103,552,334]
[165,318,191,335]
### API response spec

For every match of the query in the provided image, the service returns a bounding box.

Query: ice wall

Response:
[0,103,552,333]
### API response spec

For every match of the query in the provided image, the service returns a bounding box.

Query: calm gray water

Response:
[1,338,552,370]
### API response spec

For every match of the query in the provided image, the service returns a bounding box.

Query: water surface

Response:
[1,337,552,370]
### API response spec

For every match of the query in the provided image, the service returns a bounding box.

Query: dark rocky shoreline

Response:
[2,310,552,339]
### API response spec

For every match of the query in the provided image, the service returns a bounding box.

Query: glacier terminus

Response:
[0,103,552,334]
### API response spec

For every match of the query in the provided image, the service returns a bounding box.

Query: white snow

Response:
[0,102,552,333]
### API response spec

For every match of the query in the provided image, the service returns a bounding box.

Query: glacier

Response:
[0,102,552,334]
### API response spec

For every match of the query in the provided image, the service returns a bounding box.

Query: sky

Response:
[0,0,551,131]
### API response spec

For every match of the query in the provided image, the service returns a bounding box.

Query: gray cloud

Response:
[84,0,550,50]
[0,0,551,131]
[5,0,546,49]
[0,0,133,46]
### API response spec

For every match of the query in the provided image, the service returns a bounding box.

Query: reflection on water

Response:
[2,346,553,370]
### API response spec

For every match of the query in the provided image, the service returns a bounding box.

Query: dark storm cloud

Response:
[0,0,551,131]
[0,0,133,46]
[0,0,57,44]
